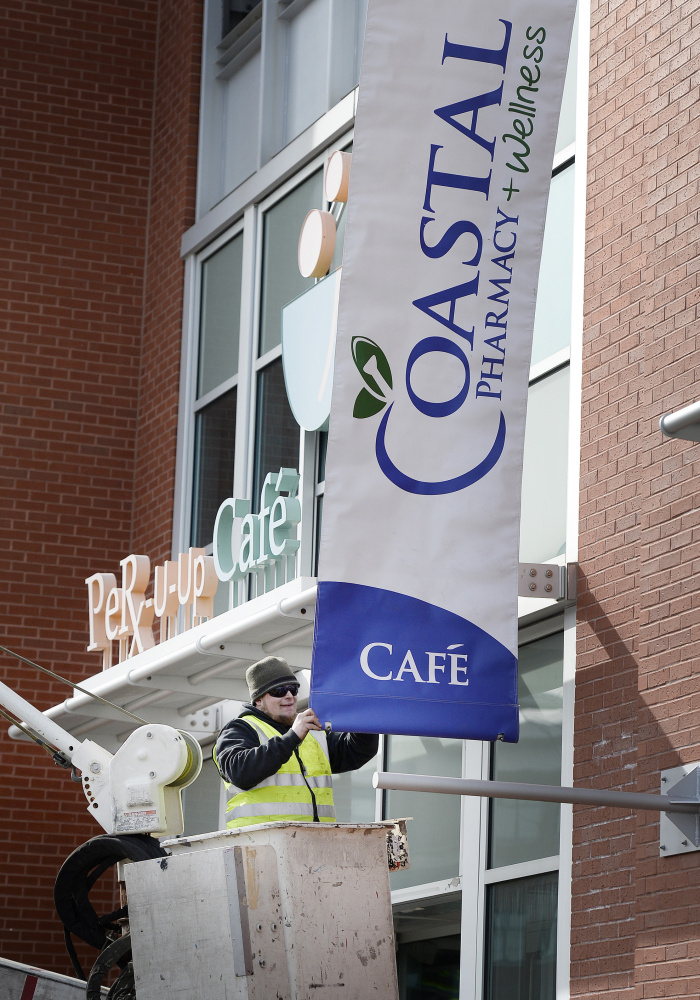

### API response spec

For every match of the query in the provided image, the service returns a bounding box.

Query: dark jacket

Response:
[215,703,379,791]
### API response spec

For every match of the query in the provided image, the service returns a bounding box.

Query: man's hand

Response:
[292,708,322,741]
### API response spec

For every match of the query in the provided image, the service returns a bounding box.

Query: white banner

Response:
[311,0,576,740]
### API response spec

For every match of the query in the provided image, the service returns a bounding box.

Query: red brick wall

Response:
[131,1,203,561]
[0,0,201,976]
[574,0,700,996]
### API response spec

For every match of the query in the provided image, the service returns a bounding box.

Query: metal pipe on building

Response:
[659,399,700,441]
[373,771,700,815]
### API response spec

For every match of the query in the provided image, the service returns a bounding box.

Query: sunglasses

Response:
[267,684,300,699]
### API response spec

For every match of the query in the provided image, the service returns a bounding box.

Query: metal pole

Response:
[660,399,700,441]
[372,771,700,815]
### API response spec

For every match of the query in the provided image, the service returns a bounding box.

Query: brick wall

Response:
[131,1,203,561]
[574,0,700,996]
[0,0,200,976]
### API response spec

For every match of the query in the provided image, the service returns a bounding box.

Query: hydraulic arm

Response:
[0,677,202,837]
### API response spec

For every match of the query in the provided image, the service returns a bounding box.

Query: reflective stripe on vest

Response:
[222,715,336,829]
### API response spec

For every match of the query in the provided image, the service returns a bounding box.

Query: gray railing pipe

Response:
[660,399,700,441]
[372,771,699,814]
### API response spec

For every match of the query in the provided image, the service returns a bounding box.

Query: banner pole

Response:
[372,770,700,815]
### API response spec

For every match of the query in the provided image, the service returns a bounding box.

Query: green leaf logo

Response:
[351,336,393,419]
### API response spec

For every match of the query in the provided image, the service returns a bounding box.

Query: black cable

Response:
[54,834,167,979]
[85,935,133,1000]
[106,962,135,1000]
[0,644,148,725]
[62,924,86,982]
[98,904,129,928]
[86,857,118,891]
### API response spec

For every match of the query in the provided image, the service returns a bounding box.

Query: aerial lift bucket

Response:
[124,821,403,1000]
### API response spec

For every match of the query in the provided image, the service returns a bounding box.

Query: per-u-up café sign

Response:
[86,469,301,669]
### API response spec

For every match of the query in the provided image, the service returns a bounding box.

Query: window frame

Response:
[174,220,247,559]
[246,157,324,526]
[176,129,354,594]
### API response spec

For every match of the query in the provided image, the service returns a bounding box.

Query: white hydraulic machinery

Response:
[0,662,404,1000]
[0,674,202,838]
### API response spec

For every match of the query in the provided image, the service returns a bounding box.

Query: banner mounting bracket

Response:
[518,562,577,602]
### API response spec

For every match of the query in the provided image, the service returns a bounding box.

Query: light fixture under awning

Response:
[9,578,317,752]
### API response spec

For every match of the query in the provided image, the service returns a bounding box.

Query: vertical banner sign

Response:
[311,0,576,741]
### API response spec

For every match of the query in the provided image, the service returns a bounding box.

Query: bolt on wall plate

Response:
[660,763,700,857]
[182,704,221,734]
[517,563,566,600]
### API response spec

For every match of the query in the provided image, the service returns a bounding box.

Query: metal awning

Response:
[9,578,317,752]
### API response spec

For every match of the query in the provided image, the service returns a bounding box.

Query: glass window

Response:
[223,51,261,194]
[279,2,367,149]
[285,0,330,141]
[182,756,222,837]
[555,5,578,154]
[192,388,238,548]
[333,754,377,824]
[191,232,243,549]
[354,0,369,87]
[394,897,461,1000]
[223,0,262,37]
[327,205,347,274]
[530,165,575,367]
[385,736,462,890]
[198,234,243,397]
[252,357,300,510]
[519,366,569,564]
[484,873,558,1000]
[201,0,365,203]
[189,149,352,592]
[259,169,323,356]
[489,632,564,869]
[314,493,324,575]
[314,431,328,573]
[317,430,328,484]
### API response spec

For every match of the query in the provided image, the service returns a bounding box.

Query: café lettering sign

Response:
[212,468,300,584]
[86,469,300,668]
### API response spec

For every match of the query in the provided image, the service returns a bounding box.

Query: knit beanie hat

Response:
[246,656,298,702]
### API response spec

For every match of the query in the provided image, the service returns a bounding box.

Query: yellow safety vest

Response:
[219,715,336,829]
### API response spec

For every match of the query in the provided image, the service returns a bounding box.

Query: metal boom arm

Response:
[0,677,79,757]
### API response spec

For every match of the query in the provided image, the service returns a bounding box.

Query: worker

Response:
[214,656,379,828]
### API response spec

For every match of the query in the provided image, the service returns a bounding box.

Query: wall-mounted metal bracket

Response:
[518,562,577,602]
[660,763,700,856]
